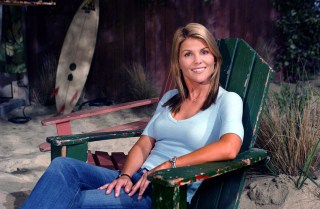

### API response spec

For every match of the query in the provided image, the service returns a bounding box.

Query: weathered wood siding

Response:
[25,0,276,103]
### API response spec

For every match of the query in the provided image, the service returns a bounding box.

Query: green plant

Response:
[124,63,157,101]
[296,137,320,189]
[273,0,320,81]
[83,0,95,10]
[256,82,320,176]
[0,6,27,74]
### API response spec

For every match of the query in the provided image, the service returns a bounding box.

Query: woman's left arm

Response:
[149,133,242,170]
[169,133,242,167]
[129,134,241,200]
[152,91,244,168]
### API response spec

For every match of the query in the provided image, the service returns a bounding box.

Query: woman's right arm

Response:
[98,135,155,197]
[121,135,155,177]
[100,90,175,197]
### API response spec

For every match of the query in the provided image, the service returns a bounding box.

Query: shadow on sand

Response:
[4,190,31,209]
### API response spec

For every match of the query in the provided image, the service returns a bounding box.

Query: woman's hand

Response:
[98,175,133,197]
[128,171,151,200]
[98,135,156,199]
[129,161,171,200]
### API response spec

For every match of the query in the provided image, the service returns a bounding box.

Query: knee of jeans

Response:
[50,157,72,169]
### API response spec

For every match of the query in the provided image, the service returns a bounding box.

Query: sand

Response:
[240,174,320,209]
[0,104,319,209]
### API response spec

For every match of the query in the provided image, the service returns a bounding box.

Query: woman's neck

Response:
[187,84,210,103]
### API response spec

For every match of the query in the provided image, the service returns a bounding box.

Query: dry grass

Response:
[257,82,320,176]
[124,62,157,101]
[256,37,277,67]
[35,53,57,106]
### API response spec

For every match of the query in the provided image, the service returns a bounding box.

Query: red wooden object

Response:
[87,150,127,170]
[39,72,174,152]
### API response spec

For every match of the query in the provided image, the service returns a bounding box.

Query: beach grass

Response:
[256,81,320,177]
[124,62,157,101]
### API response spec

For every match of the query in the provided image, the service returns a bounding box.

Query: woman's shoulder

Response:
[217,87,242,103]
[160,89,178,102]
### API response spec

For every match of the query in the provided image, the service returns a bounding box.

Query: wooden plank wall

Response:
[25,0,276,104]
[0,0,56,6]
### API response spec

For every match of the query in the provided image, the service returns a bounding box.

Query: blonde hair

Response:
[164,23,222,113]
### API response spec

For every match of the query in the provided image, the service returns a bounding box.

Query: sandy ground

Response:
[0,105,149,208]
[0,100,320,208]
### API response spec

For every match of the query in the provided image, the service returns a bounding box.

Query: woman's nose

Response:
[194,54,202,64]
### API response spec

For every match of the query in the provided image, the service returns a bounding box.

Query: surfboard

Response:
[54,0,99,114]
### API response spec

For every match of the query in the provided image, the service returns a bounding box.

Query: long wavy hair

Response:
[164,23,222,114]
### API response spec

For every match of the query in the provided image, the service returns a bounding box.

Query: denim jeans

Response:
[21,157,152,209]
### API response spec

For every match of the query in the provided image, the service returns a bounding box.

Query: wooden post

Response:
[56,122,72,136]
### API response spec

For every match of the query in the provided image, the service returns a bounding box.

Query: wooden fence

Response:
[25,0,276,103]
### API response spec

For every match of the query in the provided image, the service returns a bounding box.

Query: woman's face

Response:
[178,38,215,86]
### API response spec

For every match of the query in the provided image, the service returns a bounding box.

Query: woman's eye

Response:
[184,52,192,57]
[201,50,209,55]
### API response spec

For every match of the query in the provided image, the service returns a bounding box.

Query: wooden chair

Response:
[45,38,273,209]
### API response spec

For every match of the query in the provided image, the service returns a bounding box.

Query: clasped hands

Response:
[98,170,152,200]
[98,161,171,200]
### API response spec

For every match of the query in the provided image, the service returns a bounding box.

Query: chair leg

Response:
[152,184,187,209]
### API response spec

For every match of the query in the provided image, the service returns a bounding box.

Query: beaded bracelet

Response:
[117,173,132,180]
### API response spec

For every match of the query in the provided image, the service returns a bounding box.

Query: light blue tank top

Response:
[142,87,244,202]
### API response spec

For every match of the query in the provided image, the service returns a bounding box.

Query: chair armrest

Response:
[42,97,159,126]
[47,130,143,146]
[148,148,267,187]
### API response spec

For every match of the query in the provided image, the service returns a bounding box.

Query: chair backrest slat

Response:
[218,38,238,88]
[219,38,273,151]
[241,56,273,150]
[225,40,256,99]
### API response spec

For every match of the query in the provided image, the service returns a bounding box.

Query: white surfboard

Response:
[54,0,99,114]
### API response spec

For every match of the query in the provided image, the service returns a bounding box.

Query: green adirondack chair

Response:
[46,38,273,209]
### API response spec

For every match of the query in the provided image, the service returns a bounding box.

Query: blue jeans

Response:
[21,157,152,209]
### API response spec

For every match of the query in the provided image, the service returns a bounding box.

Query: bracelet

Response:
[118,173,132,180]
[169,156,177,168]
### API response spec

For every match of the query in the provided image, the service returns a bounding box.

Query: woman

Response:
[22,23,243,209]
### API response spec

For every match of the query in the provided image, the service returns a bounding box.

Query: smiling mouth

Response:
[191,67,206,73]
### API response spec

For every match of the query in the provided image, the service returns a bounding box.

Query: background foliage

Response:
[273,0,320,81]
[0,6,26,74]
